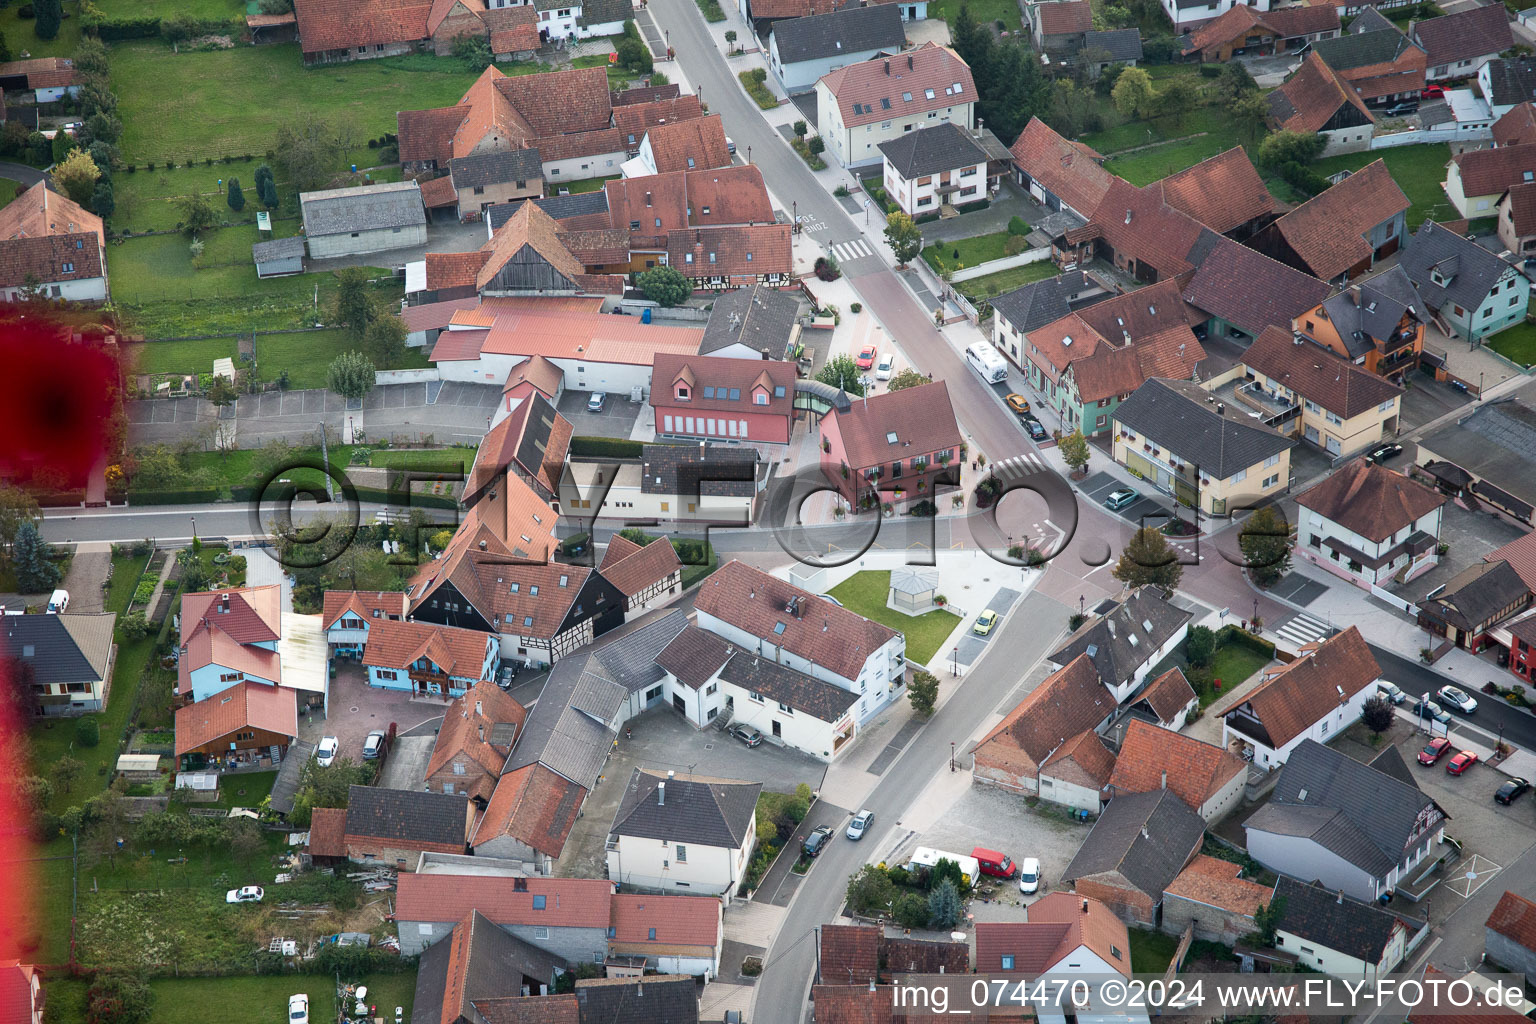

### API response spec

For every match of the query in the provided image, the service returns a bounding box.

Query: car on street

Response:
[1366,442,1404,465]
[856,345,877,370]
[803,825,833,857]
[1413,697,1453,726]
[972,609,999,636]
[362,730,387,760]
[1496,778,1532,805]
[725,136,737,155]
[1104,487,1139,512]
[1438,685,1478,714]
[875,353,895,380]
[1017,857,1041,895]
[1005,393,1031,415]
[1021,416,1048,441]
[289,994,310,1024]
[226,886,264,904]
[587,392,607,413]
[1447,750,1479,775]
[731,725,762,748]
[315,736,339,767]
[1377,681,1407,705]
[1417,737,1452,765]
[846,809,874,840]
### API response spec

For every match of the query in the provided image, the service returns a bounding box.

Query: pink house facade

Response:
[650,352,797,445]
[818,381,962,511]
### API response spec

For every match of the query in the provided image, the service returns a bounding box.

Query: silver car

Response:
[846,809,873,840]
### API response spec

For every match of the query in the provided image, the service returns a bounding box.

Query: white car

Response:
[1017,857,1041,895]
[315,736,339,767]
[226,885,264,904]
[289,994,310,1024]
[587,392,607,413]
[1438,685,1478,714]
[1377,681,1407,705]
[875,353,895,380]
[846,809,873,840]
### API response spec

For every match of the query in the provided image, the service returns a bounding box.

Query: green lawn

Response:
[97,0,242,21]
[130,336,242,377]
[547,174,619,196]
[114,160,298,234]
[930,0,1021,33]
[678,541,720,589]
[923,231,1013,273]
[1205,642,1271,705]
[827,570,962,665]
[109,231,326,305]
[46,971,413,1024]
[1105,130,1248,187]
[254,329,432,389]
[0,0,83,59]
[0,177,28,203]
[1488,315,1536,366]
[1311,143,1456,230]
[956,260,1060,301]
[181,445,359,489]
[1081,106,1236,157]
[1128,927,1181,974]
[367,446,479,474]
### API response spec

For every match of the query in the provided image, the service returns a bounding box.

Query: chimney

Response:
[884,58,891,74]
[658,781,666,806]
[637,983,644,998]
[475,700,482,716]
[1348,284,1361,306]
[479,723,485,742]
[645,191,652,207]
[479,539,487,550]
[1160,770,1167,790]
[1081,899,1089,914]
[668,769,675,779]
[1337,890,1345,905]
[1141,826,1150,839]
[869,980,877,993]
[1216,402,1225,414]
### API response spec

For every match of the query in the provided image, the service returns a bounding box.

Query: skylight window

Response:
[881,97,891,109]
[902,91,912,101]
[886,431,899,443]
[924,88,935,99]
[774,622,787,634]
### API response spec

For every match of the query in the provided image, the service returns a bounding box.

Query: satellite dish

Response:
[950,932,968,942]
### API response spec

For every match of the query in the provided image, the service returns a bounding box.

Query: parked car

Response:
[1422,85,1446,99]
[1447,750,1479,775]
[1383,101,1418,117]
[1022,416,1048,441]
[1413,697,1453,726]
[1417,737,1452,765]
[846,809,874,840]
[1366,442,1404,465]
[226,886,264,904]
[362,730,387,760]
[1438,685,1478,714]
[731,725,763,748]
[972,846,1016,878]
[1377,681,1407,705]
[875,353,895,380]
[1104,487,1139,512]
[587,392,607,413]
[725,136,737,155]
[315,736,339,767]
[856,344,877,370]
[1017,857,1041,895]
[1496,777,1532,805]
[289,994,310,1024]
[803,825,833,857]
[1005,393,1031,415]
[972,609,999,636]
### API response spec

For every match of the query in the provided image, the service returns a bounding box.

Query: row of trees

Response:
[1108,505,1292,593]
[0,484,58,593]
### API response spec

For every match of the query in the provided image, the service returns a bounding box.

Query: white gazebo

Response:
[889,568,940,614]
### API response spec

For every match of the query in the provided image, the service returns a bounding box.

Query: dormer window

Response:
[687,157,696,168]
[676,384,691,400]
[702,205,710,215]
[924,88,935,99]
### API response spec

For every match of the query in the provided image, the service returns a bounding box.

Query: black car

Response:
[1496,778,1532,805]
[1367,442,1403,465]
[1021,416,1048,441]
[802,825,833,857]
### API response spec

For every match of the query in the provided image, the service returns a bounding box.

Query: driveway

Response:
[302,663,451,764]
[377,734,436,791]
[1389,500,1529,604]
[60,542,111,613]
[556,388,646,439]
[918,181,1035,246]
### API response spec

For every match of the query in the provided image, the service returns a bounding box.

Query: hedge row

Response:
[569,436,646,458]
[1217,623,1276,658]
[127,485,458,510]
[93,16,162,38]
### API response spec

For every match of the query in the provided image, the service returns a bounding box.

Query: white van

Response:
[965,342,1009,384]
[905,846,981,887]
[47,590,69,613]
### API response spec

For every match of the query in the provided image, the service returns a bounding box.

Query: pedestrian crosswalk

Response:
[827,238,875,263]
[1272,611,1335,648]
[989,452,1050,479]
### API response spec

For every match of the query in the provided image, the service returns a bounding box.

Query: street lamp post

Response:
[190,515,197,542]
[950,741,956,772]
[746,144,752,163]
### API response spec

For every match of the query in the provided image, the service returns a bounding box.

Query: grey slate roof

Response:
[1111,378,1296,479]
[877,121,990,179]
[1416,559,1530,632]
[450,148,544,190]
[3,613,114,686]
[1244,739,1443,878]
[655,623,736,689]
[700,283,802,357]
[1311,24,1417,72]
[1483,55,1536,106]
[640,443,760,498]
[1273,876,1402,963]
[609,768,761,848]
[252,236,305,264]
[1348,6,1397,34]
[1048,588,1192,687]
[587,607,691,693]
[574,976,700,1024]
[716,652,860,722]
[1397,220,1519,316]
[578,0,633,27]
[1061,789,1205,898]
[991,270,1093,333]
[771,2,904,65]
[344,785,469,845]
[488,189,610,231]
[1318,265,1425,359]
[1418,398,1536,511]
[414,909,566,1023]
[1083,29,1143,62]
[508,655,627,789]
[299,180,426,237]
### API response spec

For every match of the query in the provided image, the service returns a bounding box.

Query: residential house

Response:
[1155,147,1278,241]
[1273,876,1408,976]
[359,617,499,698]
[1160,855,1272,944]
[1416,397,1536,525]
[0,961,43,1024]
[737,0,847,34]
[411,909,567,1024]
[344,785,473,867]
[177,586,284,703]
[0,181,108,301]
[974,891,1133,976]
[395,873,614,957]
[643,353,795,441]
[1485,891,1536,976]
[1416,559,1532,651]
[1310,18,1426,109]
[1157,0,1271,34]
[989,270,1111,369]
[877,122,990,217]
[3,612,115,716]
[1510,614,1536,685]
[606,894,724,976]
[1075,30,1144,76]
[1244,739,1446,902]
[972,653,1116,801]
[815,43,977,169]
[1246,159,1409,282]
[1046,588,1192,703]
[1480,55,1536,118]
[605,769,760,895]
[299,180,427,258]
[1123,666,1199,730]
[1291,266,1428,379]
[1021,280,1205,437]
[881,935,971,977]
[633,115,733,176]
[560,442,767,526]
[1413,4,1512,83]
[1106,719,1246,822]
[571,977,702,1022]
[1221,626,1379,767]
[1493,100,1536,145]
[1446,145,1536,218]
[173,681,299,763]
[666,224,793,288]
[466,389,572,503]
[1237,328,1407,456]
[424,681,527,802]
[1497,180,1536,255]
[252,236,304,278]
[1180,5,1340,62]
[1295,461,1446,587]
[1009,117,1114,220]
[1265,53,1378,156]
[444,149,545,217]
[599,166,778,274]
[699,283,803,360]
[1060,788,1206,926]
[612,95,705,155]
[598,534,683,617]
[1052,176,1208,285]
[1112,377,1296,516]
[1182,235,1330,343]
[692,559,906,726]
[1026,0,1092,58]
[0,57,75,101]
[817,924,880,984]
[1398,220,1531,341]
[768,3,906,95]
[294,0,626,63]
[817,379,962,511]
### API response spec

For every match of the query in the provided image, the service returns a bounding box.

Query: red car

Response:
[1447,750,1479,775]
[1421,85,1445,99]
[856,345,877,370]
[1418,737,1452,765]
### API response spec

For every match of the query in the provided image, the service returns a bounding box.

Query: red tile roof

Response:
[1504,180,1536,236]
[1225,626,1378,748]
[1296,460,1446,542]
[820,43,978,130]
[361,617,494,679]
[1453,144,1536,198]
[1008,117,1113,217]
[1493,102,1536,147]
[1037,0,1091,34]
[1182,4,1265,55]
[598,533,682,599]
[609,894,720,949]
[307,806,348,858]
[613,95,705,148]
[322,590,408,628]
[0,57,76,89]
[1244,327,1404,418]
[294,0,432,54]
[1137,666,1197,723]
[1107,719,1245,811]
[975,892,1129,974]
[1040,729,1116,790]
[1486,890,1536,951]
[826,379,961,470]
[645,114,732,173]
[486,3,538,53]
[1092,177,1208,280]
[472,762,586,857]
[667,224,792,280]
[1264,4,1341,37]
[0,961,41,1024]
[425,681,526,797]
[418,173,459,209]
[974,654,1113,767]
[0,180,104,245]
[1157,148,1276,236]
[652,352,797,417]
[1271,159,1408,280]
[820,924,881,984]
[1269,51,1376,135]
[395,872,614,927]
[178,621,284,694]
[174,682,298,755]
[468,392,572,499]
[1182,235,1331,337]
[811,987,897,1024]
[1164,854,1270,916]
[0,232,104,289]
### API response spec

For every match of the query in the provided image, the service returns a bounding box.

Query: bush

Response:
[893,892,929,928]
[1199,63,1222,77]
[1217,623,1276,658]
[560,532,590,554]
[1008,215,1029,236]
[1185,625,1216,668]
[75,717,100,747]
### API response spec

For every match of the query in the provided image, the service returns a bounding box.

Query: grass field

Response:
[109,231,326,304]
[130,336,242,377]
[1080,102,1234,156]
[0,177,29,203]
[1128,928,1181,973]
[45,972,415,1024]
[922,232,1013,273]
[1488,313,1536,366]
[113,160,298,234]
[254,329,432,389]
[1311,143,1456,230]
[956,260,1059,300]
[1104,130,1248,186]
[0,0,83,59]
[97,0,243,23]
[929,0,1021,34]
[826,570,961,665]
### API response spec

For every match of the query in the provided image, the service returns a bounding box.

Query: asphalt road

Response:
[39,501,457,545]
[1372,644,1536,752]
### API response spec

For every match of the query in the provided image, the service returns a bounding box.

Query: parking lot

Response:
[1390,499,1529,604]
[556,389,646,440]
[1080,471,1174,526]
[300,664,447,765]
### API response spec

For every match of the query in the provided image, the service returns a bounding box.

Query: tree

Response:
[363,311,408,368]
[1156,78,1198,128]
[816,353,865,396]
[616,37,652,73]
[893,891,929,928]
[1112,66,1155,118]
[1045,79,1102,139]
[452,33,494,70]
[91,181,115,221]
[1111,526,1183,591]
[274,115,351,193]
[176,546,213,593]
[637,265,691,306]
[928,878,962,928]
[1218,60,1258,103]
[33,0,62,40]
[0,484,40,555]
[74,36,109,78]
[207,375,238,409]
[845,864,898,917]
[118,610,150,639]
[807,134,825,156]
[1058,430,1091,475]
[327,350,376,402]
[0,29,10,64]
[929,857,966,894]
[1185,624,1216,668]
[950,5,993,83]
[793,119,807,138]
[226,177,245,211]
[1258,129,1325,168]
[55,755,83,795]
[258,0,294,12]
[85,974,153,1024]
[1239,505,1292,586]
[333,267,376,336]
[908,670,939,716]
[1233,94,1272,146]
[87,143,115,182]
[75,716,100,747]
[254,163,281,210]
[177,193,216,236]
[12,522,60,593]
[160,12,199,44]
[52,149,101,207]
[884,211,923,268]
[1362,694,1395,737]
[1253,896,1286,946]
[886,368,930,391]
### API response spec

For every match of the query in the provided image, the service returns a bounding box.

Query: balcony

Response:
[1224,380,1301,429]
[1379,327,1420,355]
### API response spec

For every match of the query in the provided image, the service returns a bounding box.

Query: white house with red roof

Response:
[0,961,43,1024]
[814,43,977,169]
